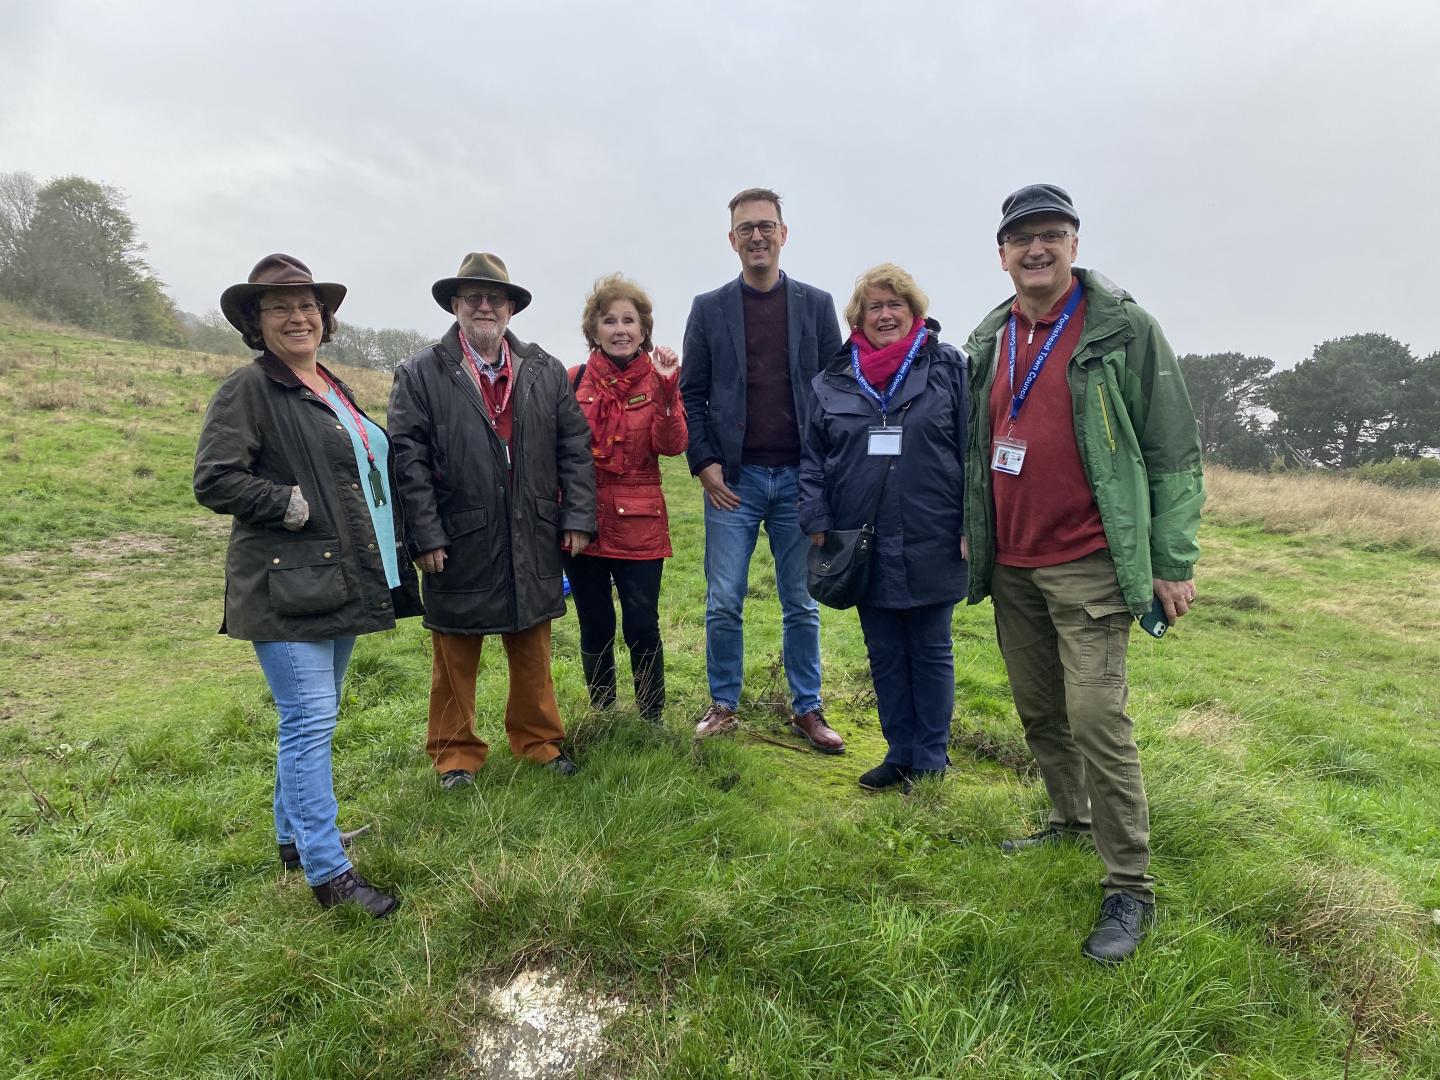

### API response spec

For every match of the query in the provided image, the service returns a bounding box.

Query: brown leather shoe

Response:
[791,709,844,754]
[694,703,740,739]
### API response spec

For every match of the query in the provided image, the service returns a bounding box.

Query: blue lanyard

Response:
[1007,285,1083,423]
[851,326,927,417]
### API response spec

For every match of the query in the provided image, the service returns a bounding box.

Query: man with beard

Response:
[389,253,596,788]
[962,185,1204,963]
[680,188,846,754]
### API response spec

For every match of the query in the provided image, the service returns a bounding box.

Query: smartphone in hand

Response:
[1138,595,1169,639]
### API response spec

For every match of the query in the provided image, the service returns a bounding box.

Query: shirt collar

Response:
[1011,275,1081,328]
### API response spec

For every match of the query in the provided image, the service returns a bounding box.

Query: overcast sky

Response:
[2,0,1434,367]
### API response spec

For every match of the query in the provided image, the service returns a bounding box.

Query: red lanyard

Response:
[460,333,514,421]
[318,371,376,466]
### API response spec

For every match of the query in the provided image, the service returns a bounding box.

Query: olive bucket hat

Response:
[219,253,347,332]
[431,252,533,314]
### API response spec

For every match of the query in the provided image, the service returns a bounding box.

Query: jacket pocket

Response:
[534,496,562,579]
[427,507,496,593]
[267,538,348,617]
[607,493,666,554]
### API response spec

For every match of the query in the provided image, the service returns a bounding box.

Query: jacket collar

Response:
[255,351,354,400]
[819,320,942,413]
[975,267,1135,369]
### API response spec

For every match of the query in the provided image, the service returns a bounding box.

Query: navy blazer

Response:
[680,274,844,483]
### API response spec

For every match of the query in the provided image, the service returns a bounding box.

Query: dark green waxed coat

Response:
[387,325,597,635]
[962,269,1204,617]
[193,353,422,641]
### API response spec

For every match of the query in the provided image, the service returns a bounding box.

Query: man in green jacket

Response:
[962,184,1204,963]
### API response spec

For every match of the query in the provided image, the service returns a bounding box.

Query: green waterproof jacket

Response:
[961,268,1204,616]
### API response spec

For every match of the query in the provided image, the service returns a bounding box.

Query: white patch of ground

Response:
[457,966,628,1080]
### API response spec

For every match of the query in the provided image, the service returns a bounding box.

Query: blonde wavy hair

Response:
[580,273,655,352]
[843,263,929,330]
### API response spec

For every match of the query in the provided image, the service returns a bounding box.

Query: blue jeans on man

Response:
[702,464,821,714]
[253,637,356,887]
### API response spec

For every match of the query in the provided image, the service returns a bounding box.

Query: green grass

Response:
[2,320,1439,1078]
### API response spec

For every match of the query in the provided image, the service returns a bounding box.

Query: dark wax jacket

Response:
[387,325,597,635]
[798,324,969,608]
[193,352,422,641]
[680,274,844,484]
[568,360,688,560]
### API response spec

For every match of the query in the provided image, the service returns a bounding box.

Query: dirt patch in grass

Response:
[0,532,178,570]
[951,728,1037,779]
[1171,702,1251,762]
[457,966,629,1079]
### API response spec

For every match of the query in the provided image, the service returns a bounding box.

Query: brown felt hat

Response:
[431,252,532,314]
[220,254,347,332]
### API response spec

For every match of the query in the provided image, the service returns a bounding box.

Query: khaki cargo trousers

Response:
[992,549,1155,904]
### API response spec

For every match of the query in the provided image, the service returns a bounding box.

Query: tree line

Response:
[2,170,1436,465]
[1179,339,1439,469]
[0,170,426,371]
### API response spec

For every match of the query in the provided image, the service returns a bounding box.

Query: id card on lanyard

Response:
[853,327,926,457]
[319,374,387,507]
[991,286,1083,477]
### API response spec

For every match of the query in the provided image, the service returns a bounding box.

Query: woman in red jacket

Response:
[565,274,687,721]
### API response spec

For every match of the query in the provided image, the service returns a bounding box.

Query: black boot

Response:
[580,648,617,710]
[312,868,398,918]
[631,644,665,723]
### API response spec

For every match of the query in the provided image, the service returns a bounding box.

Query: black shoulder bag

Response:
[805,407,906,611]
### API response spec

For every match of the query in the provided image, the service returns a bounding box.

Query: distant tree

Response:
[1266,333,1414,467]
[180,309,251,357]
[0,170,40,286]
[1395,352,1440,456]
[372,327,432,371]
[1178,351,1274,458]
[323,322,430,371]
[4,174,183,345]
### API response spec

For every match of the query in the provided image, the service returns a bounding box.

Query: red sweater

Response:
[988,278,1108,567]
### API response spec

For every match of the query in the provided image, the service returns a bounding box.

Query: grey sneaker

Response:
[694,703,740,739]
[999,825,1079,854]
[440,769,475,791]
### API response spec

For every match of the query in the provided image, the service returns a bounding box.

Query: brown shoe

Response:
[694,703,740,739]
[791,709,844,754]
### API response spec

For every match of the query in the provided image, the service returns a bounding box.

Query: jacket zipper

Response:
[1095,383,1117,453]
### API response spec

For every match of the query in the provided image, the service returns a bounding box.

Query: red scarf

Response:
[584,349,653,474]
[851,318,926,390]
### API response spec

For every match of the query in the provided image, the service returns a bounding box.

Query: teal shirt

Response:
[323,386,400,588]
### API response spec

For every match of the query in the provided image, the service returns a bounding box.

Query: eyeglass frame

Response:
[1001,228,1074,249]
[455,288,513,310]
[258,299,324,318]
[732,220,780,240]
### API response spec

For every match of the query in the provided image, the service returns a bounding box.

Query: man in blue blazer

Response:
[680,188,846,753]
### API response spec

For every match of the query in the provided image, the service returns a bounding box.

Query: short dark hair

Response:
[728,187,783,222]
[236,287,337,352]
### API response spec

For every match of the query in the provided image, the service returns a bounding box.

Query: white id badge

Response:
[867,426,904,456]
[991,436,1028,475]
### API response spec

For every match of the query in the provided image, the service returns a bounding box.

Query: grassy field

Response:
[2,313,1439,1079]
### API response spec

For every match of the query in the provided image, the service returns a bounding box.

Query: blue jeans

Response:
[702,465,821,714]
[857,602,955,771]
[253,638,356,887]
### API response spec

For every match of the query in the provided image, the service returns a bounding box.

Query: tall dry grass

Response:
[1204,464,1440,556]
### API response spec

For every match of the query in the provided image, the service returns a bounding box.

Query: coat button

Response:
[367,543,376,550]
[272,557,280,564]
[335,424,343,430]
[351,482,360,489]
[379,601,390,609]
[323,551,333,559]
[618,507,625,514]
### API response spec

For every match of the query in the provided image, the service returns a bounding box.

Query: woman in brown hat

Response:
[194,253,421,918]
